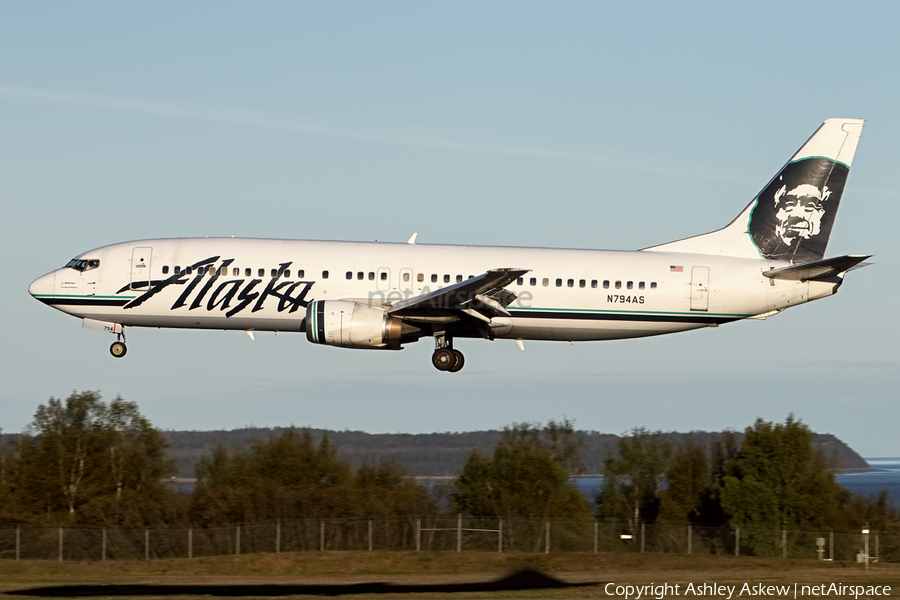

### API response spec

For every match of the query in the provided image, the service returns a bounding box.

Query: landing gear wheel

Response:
[432,348,455,371]
[448,349,465,372]
[110,341,127,358]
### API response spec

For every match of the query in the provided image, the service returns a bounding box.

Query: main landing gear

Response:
[432,333,464,372]
[109,329,127,358]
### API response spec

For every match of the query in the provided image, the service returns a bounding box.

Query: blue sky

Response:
[2,2,898,455]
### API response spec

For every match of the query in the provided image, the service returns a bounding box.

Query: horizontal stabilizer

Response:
[762,254,871,281]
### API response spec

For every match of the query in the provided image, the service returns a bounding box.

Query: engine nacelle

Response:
[306,300,406,349]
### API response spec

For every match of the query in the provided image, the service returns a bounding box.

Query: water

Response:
[574,458,900,503]
[836,457,900,502]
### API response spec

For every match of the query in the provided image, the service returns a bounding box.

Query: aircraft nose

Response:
[29,272,55,300]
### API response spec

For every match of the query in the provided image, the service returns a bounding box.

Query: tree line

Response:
[161,425,865,478]
[0,391,895,552]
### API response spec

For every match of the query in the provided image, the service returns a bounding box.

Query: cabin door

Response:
[690,266,709,311]
[130,247,153,290]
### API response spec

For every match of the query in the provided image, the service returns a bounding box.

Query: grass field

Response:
[1,552,898,598]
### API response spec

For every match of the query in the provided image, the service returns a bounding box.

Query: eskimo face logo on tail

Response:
[748,157,849,263]
[773,183,829,245]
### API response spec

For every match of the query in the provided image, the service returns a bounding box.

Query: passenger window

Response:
[380,272,387,281]
[162,266,169,274]
[185,267,192,275]
[208,266,216,275]
[444,274,450,283]
[322,270,329,279]
[232,268,239,276]
[603,280,609,289]
[517,278,523,285]
[298,269,305,278]
[591,280,598,288]
[258,268,265,277]
[346,271,352,280]
[651,282,657,290]
[542,278,549,287]
[456,275,463,283]
[556,278,562,287]
[417,273,424,282]
[530,277,537,286]
[245,268,251,277]
[639,282,645,290]
[358,272,364,280]
[403,273,410,282]
[578,279,585,288]
[567,279,574,288]
[284,269,290,278]
[271,269,278,277]
[174,265,181,274]
[369,272,375,280]
[627,281,633,290]
[431,274,438,283]
[615,281,622,289]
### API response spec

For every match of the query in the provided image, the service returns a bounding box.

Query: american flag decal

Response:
[670,265,683,272]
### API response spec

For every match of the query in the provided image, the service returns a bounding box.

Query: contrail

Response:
[0,84,744,182]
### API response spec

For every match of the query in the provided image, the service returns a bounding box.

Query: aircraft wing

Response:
[763,254,872,282]
[387,268,529,322]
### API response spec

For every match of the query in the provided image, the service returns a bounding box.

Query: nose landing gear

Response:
[109,329,127,358]
[432,333,464,372]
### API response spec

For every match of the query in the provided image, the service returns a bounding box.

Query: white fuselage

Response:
[29,237,836,342]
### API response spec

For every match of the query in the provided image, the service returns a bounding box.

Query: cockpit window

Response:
[64,258,100,272]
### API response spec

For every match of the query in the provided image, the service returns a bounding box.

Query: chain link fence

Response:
[0,518,893,562]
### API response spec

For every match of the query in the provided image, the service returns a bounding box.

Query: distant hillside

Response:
[161,427,868,478]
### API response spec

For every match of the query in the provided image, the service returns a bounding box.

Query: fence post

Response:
[236,524,241,556]
[416,519,421,552]
[58,527,63,562]
[368,520,373,552]
[189,527,193,559]
[498,518,503,553]
[145,528,150,561]
[876,534,880,561]
[320,520,325,552]
[688,525,692,555]
[782,529,786,559]
[640,523,645,553]
[735,528,740,557]
[864,525,870,570]
[545,521,550,554]
[457,513,462,552]
[829,531,833,561]
[594,521,598,554]
[275,521,281,554]
[102,528,107,562]
[16,525,20,561]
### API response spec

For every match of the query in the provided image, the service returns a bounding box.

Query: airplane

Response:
[29,118,870,372]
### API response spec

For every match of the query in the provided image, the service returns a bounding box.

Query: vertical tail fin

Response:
[643,118,864,262]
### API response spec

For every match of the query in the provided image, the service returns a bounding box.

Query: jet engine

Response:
[305,300,414,349]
